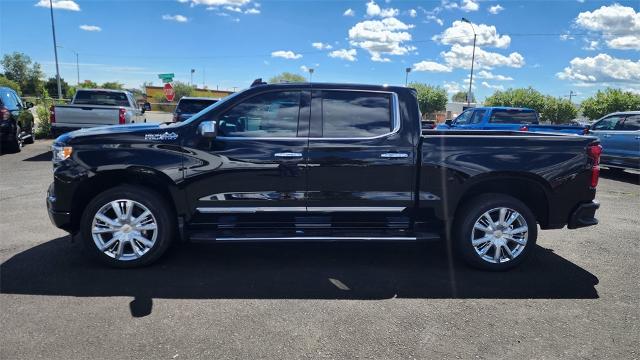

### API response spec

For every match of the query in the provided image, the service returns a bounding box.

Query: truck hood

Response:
[55,122,180,145]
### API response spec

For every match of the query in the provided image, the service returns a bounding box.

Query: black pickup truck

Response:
[47,82,601,270]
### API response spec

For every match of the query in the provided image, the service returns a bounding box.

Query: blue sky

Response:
[1,0,638,102]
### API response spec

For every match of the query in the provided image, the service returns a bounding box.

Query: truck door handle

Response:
[381,152,409,158]
[274,152,303,158]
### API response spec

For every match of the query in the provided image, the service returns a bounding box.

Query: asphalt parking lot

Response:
[1,140,639,359]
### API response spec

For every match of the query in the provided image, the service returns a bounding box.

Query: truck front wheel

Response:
[453,194,537,271]
[80,185,175,268]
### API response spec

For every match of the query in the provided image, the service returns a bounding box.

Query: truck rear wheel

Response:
[453,194,537,271]
[80,185,175,268]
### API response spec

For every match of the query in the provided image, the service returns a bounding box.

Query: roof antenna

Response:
[250,78,267,87]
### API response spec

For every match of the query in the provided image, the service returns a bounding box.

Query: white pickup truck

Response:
[51,89,146,136]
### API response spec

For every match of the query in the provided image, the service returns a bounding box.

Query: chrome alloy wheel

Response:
[470,207,528,264]
[91,199,158,261]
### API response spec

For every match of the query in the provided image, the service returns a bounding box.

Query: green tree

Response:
[540,96,578,124]
[484,87,546,113]
[172,81,194,102]
[1,52,44,96]
[0,75,21,94]
[409,82,448,118]
[45,77,70,98]
[580,88,640,120]
[101,81,124,90]
[452,91,474,103]
[269,72,306,83]
[79,80,98,88]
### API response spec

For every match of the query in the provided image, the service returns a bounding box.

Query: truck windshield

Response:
[177,99,218,114]
[74,91,130,106]
[490,110,538,124]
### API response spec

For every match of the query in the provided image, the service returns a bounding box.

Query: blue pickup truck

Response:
[437,107,588,135]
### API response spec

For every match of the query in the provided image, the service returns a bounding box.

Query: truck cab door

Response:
[616,115,640,168]
[182,89,310,236]
[590,115,625,166]
[305,89,416,234]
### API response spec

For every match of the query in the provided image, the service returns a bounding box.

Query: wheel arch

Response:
[70,167,186,231]
[453,172,552,228]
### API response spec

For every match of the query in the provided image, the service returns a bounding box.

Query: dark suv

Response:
[173,97,219,122]
[0,87,35,152]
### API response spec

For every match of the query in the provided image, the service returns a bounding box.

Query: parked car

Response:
[421,120,436,130]
[47,82,601,271]
[173,97,219,122]
[0,87,34,153]
[51,89,146,136]
[588,111,640,170]
[436,107,589,135]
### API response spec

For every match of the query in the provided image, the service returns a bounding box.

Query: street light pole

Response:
[405,67,412,86]
[190,69,195,87]
[49,0,62,99]
[462,17,476,106]
[308,68,314,82]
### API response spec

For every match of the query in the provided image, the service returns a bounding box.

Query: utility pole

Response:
[308,68,314,82]
[57,46,80,85]
[405,67,411,86]
[49,0,62,99]
[190,69,195,87]
[462,17,476,106]
[202,68,205,89]
[568,90,575,103]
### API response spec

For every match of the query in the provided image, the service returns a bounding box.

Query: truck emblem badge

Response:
[145,132,179,141]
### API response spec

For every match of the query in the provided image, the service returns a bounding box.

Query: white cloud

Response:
[413,60,452,72]
[271,50,303,60]
[488,4,504,14]
[409,9,417,18]
[460,0,479,12]
[79,25,101,32]
[244,7,259,14]
[225,6,242,12]
[559,33,575,41]
[343,8,355,16]
[557,54,640,84]
[188,0,251,6]
[476,70,513,80]
[366,0,399,18]
[582,40,599,50]
[442,44,525,69]
[312,42,333,50]
[443,81,473,94]
[300,65,310,73]
[348,17,415,62]
[162,14,188,22]
[575,4,640,50]
[481,81,504,90]
[434,20,511,48]
[34,0,79,11]
[329,49,357,62]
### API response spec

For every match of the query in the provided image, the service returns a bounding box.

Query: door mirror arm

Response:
[198,120,217,138]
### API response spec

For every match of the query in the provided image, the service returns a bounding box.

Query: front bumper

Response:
[567,200,600,229]
[47,183,73,232]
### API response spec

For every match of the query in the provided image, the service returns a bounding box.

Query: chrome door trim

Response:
[380,152,409,158]
[307,206,406,212]
[214,236,418,241]
[196,207,306,213]
[196,206,407,213]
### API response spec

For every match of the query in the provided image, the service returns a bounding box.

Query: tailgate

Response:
[54,105,121,127]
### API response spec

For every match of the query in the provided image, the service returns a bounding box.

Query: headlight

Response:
[52,145,73,163]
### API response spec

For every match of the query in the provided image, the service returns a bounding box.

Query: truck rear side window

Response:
[489,110,538,124]
[321,91,392,138]
[218,91,300,137]
[74,91,130,106]
[177,99,218,114]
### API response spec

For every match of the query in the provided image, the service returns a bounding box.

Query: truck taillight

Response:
[587,144,602,188]
[118,108,126,124]
[519,125,529,131]
[49,105,55,123]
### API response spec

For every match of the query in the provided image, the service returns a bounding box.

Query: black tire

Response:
[80,185,175,268]
[453,193,537,271]
[6,124,22,153]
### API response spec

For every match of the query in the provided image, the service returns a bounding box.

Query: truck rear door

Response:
[305,89,415,230]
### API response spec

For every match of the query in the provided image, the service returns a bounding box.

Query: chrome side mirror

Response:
[198,120,217,138]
